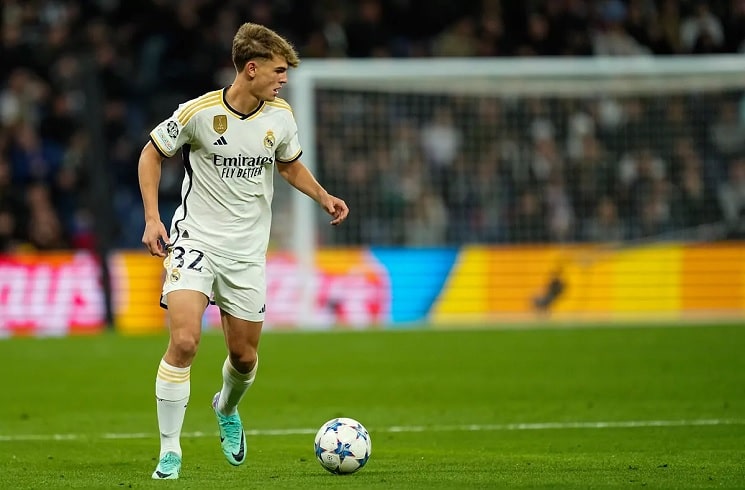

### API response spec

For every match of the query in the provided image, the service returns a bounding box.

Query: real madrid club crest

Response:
[170,269,181,283]
[213,115,228,134]
[263,130,275,149]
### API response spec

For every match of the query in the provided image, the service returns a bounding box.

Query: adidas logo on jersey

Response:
[213,136,228,146]
[259,304,266,314]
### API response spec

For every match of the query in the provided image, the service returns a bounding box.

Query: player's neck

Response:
[225,80,261,115]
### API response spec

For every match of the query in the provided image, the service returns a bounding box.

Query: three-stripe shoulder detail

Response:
[266,97,293,113]
[177,91,222,126]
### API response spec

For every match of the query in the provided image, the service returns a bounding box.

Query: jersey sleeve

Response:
[275,113,302,163]
[149,107,193,158]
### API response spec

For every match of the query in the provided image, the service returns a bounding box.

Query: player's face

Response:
[253,56,289,101]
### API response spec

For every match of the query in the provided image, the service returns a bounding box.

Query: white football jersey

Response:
[150,88,302,261]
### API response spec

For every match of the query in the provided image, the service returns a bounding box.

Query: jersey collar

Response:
[222,87,264,120]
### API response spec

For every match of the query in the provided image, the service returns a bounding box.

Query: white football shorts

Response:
[160,241,266,322]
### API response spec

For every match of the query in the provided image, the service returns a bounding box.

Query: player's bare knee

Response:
[169,329,201,360]
[228,348,257,373]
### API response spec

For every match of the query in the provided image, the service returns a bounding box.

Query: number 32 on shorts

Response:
[166,246,205,272]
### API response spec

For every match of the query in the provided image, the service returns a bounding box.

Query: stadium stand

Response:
[1,0,744,250]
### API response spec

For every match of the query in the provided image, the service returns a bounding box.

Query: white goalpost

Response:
[284,55,745,324]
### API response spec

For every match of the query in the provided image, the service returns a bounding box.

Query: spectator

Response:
[443,154,478,243]
[724,0,745,52]
[584,195,625,242]
[420,105,462,199]
[718,157,745,228]
[9,122,63,185]
[39,92,79,147]
[344,0,392,57]
[657,97,695,162]
[1,68,47,128]
[592,0,651,56]
[680,1,726,53]
[338,156,376,245]
[374,145,407,244]
[516,12,558,56]
[474,1,513,56]
[0,157,25,251]
[431,16,480,57]
[631,179,675,239]
[657,0,683,53]
[0,205,20,252]
[510,189,548,243]
[672,157,722,229]
[619,147,667,219]
[709,98,745,161]
[54,129,88,236]
[24,181,69,250]
[555,0,594,55]
[624,0,657,49]
[544,168,576,242]
[404,189,448,246]
[568,135,615,224]
[471,145,509,242]
[303,5,348,58]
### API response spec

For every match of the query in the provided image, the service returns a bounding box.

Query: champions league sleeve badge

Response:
[166,120,179,139]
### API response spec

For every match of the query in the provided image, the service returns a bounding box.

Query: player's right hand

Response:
[142,220,170,257]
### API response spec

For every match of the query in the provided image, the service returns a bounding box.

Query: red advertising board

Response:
[0,253,105,336]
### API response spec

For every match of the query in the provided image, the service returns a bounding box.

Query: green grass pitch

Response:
[1,324,744,489]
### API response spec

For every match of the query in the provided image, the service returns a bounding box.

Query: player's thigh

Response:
[166,289,210,332]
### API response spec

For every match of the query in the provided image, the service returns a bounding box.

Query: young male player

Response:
[138,22,348,479]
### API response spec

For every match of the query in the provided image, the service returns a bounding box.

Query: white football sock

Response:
[155,359,190,458]
[217,357,257,416]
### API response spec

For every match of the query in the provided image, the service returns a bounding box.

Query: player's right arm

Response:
[140,104,194,257]
[138,141,170,257]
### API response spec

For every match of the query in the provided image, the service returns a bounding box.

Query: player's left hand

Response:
[322,195,349,226]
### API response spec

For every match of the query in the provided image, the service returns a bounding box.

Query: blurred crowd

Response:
[318,91,745,245]
[1,0,744,251]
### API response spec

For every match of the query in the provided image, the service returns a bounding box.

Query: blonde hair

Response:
[232,23,300,71]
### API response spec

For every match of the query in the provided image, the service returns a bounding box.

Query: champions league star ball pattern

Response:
[314,417,372,474]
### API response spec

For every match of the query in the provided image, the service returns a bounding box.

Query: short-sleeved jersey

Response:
[150,88,302,261]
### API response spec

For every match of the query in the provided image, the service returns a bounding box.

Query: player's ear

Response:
[245,60,257,78]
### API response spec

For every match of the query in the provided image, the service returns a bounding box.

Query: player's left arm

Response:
[278,160,349,226]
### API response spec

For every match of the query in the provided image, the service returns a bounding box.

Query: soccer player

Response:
[138,23,348,480]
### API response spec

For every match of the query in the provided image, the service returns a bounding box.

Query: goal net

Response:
[268,56,745,324]
[281,56,745,250]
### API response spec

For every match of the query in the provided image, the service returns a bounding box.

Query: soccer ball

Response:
[314,417,372,474]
